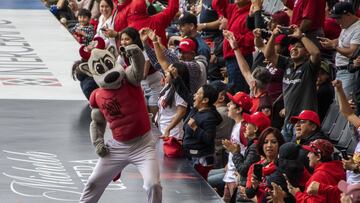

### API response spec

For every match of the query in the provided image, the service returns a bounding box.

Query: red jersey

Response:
[291,0,326,32]
[89,80,151,142]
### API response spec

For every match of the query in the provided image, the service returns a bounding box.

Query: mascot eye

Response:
[95,64,106,74]
[104,59,113,69]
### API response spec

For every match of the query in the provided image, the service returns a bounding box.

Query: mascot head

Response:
[79,37,125,89]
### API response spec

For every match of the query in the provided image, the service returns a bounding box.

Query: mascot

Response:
[78,38,162,203]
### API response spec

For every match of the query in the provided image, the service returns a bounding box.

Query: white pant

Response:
[79,132,162,203]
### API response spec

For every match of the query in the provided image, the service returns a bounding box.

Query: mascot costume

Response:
[78,38,162,203]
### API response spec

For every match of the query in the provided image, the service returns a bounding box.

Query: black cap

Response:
[178,12,198,26]
[279,142,300,160]
[209,80,227,95]
[330,2,355,18]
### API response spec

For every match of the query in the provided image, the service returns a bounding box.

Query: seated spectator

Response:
[276,142,311,192]
[182,84,222,179]
[290,110,329,172]
[210,80,235,169]
[69,9,95,45]
[317,60,335,122]
[287,139,345,203]
[264,25,321,142]
[245,127,285,203]
[229,111,271,203]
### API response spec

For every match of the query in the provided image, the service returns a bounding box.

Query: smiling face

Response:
[99,0,112,18]
[193,87,205,110]
[290,42,309,61]
[120,33,134,47]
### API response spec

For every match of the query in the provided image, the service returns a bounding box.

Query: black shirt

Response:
[277,55,320,121]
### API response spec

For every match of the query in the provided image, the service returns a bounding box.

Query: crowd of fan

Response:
[43,0,360,202]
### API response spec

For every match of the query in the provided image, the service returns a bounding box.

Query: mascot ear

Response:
[107,45,117,57]
[79,62,93,77]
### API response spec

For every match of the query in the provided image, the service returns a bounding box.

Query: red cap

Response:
[178,38,196,53]
[226,92,253,112]
[290,110,320,126]
[275,34,286,44]
[271,11,290,26]
[302,139,334,158]
[243,111,271,133]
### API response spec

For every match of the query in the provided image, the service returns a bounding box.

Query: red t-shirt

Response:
[89,80,151,142]
[323,17,341,40]
[291,0,326,31]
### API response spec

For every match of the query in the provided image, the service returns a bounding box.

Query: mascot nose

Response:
[104,72,120,83]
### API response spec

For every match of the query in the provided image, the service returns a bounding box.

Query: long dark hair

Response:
[100,0,114,11]
[256,127,285,158]
[159,62,190,108]
[119,27,143,50]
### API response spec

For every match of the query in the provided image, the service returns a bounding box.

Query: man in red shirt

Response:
[212,0,254,94]
[290,0,326,48]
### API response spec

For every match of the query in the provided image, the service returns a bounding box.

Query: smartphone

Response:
[341,150,349,160]
[253,164,263,180]
[279,26,293,35]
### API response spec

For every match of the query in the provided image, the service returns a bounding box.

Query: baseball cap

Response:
[271,11,290,27]
[279,142,300,160]
[178,12,197,26]
[302,139,334,159]
[178,38,197,53]
[338,180,360,200]
[275,34,287,45]
[320,60,331,75]
[330,2,355,18]
[226,92,253,112]
[290,110,321,127]
[242,111,271,133]
[210,80,227,95]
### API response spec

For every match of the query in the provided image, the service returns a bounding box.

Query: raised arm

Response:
[264,27,281,67]
[223,30,252,85]
[333,80,360,129]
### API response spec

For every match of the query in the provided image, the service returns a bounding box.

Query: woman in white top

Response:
[94,0,116,47]
[157,62,191,140]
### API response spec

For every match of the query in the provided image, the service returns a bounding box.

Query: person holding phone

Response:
[244,127,285,203]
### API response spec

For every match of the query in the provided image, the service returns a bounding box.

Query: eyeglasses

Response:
[297,120,308,125]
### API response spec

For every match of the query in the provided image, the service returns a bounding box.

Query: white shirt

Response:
[223,122,247,183]
[95,14,116,48]
[157,87,187,140]
[335,20,360,66]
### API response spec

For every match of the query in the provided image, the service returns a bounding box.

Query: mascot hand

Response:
[93,139,109,157]
[124,44,142,57]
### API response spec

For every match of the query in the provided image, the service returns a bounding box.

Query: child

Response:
[69,9,94,45]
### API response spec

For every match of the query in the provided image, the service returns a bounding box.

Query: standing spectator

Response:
[290,110,329,172]
[320,2,360,97]
[221,92,256,202]
[317,60,335,122]
[288,139,346,203]
[223,30,273,115]
[264,25,321,142]
[324,0,342,40]
[333,80,360,184]
[182,84,223,180]
[227,111,271,202]
[177,12,211,62]
[212,0,254,93]
[69,9,95,45]
[290,0,326,47]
